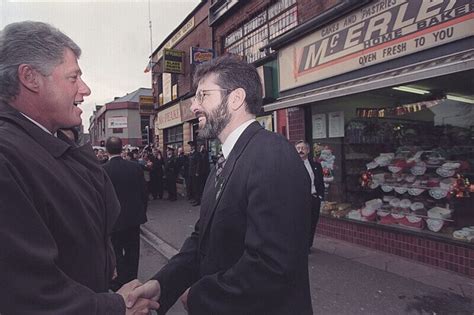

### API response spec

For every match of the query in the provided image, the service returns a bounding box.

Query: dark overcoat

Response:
[153,122,313,315]
[0,101,124,314]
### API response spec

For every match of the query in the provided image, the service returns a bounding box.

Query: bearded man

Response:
[128,55,313,315]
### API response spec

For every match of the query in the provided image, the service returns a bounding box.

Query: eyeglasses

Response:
[194,89,229,105]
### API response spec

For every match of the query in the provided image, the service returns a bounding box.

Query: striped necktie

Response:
[215,154,226,186]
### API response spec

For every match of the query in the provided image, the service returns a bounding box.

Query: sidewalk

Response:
[141,197,474,314]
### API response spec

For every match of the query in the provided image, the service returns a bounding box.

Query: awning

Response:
[264,49,474,112]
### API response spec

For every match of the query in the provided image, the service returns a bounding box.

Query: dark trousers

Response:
[185,176,192,199]
[110,226,140,291]
[191,174,201,202]
[309,196,321,248]
[150,176,163,199]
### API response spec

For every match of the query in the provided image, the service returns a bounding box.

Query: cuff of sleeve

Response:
[96,292,126,315]
[186,286,199,314]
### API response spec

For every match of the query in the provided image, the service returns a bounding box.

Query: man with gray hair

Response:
[0,21,158,314]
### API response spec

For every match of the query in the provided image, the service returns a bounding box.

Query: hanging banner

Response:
[279,0,473,91]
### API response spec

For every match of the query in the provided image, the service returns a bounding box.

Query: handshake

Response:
[117,279,161,315]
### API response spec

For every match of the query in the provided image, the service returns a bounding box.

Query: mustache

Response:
[195,111,206,119]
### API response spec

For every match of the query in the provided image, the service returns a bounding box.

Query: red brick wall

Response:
[297,0,339,24]
[213,0,271,54]
[287,107,305,144]
[151,2,212,102]
[318,216,474,278]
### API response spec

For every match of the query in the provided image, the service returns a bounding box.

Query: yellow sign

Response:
[163,48,185,73]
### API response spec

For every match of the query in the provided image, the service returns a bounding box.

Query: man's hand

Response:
[180,287,190,311]
[117,280,160,314]
[123,279,161,308]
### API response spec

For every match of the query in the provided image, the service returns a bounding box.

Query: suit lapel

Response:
[199,122,262,241]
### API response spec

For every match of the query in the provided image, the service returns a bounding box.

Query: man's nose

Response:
[190,97,200,114]
[78,78,91,96]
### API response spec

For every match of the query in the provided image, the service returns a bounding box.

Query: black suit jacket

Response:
[103,157,147,231]
[153,122,313,315]
[309,159,325,200]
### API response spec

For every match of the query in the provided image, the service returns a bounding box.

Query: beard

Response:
[197,95,231,139]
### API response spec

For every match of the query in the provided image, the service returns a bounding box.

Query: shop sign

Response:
[108,116,127,129]
[190,47,215,64]
[163,48,185,74]
[156,17,194,60]
[157,104,182,129]
[139,95,154,113]
[180,98,195,122]
[279,0,473,91]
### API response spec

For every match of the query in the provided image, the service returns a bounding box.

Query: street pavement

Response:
[138,196,474,314]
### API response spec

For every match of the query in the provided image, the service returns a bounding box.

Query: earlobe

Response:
[18,64,40,92]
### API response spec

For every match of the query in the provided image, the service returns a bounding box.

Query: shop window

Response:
[312,82,473,243]
[164,125,183,149]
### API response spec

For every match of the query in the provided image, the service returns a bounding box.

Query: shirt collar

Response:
[221,119,255,159]
[20,112,53,135]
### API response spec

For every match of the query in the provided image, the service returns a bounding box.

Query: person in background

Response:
[150,149,164,200]
[127,55,312,315]
[103,137,148,292]
[0,20,158,314]
[164,146,178,201]
[295,140,325,252]
[59,127,79,144]
[176,146,189,198]
[139,152,153,199]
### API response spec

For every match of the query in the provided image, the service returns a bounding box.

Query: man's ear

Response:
[229,87,246,111]
[17,64,41,93]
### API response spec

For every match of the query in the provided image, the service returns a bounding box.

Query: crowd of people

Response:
[93,142,211,204]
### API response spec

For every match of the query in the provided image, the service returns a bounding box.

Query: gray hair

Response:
[295,140,310,149]
[0,21,81,101]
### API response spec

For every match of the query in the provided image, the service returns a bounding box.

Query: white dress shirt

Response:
[221,119,255,159]
[303,158,317,195]
[20,113,52,135]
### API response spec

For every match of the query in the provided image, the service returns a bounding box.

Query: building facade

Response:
[150,1,212,154]
[264,0,474,276]
[89,88,154,147]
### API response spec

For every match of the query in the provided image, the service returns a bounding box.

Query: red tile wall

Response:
[317,216,474,278]
[287,107,305,144]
